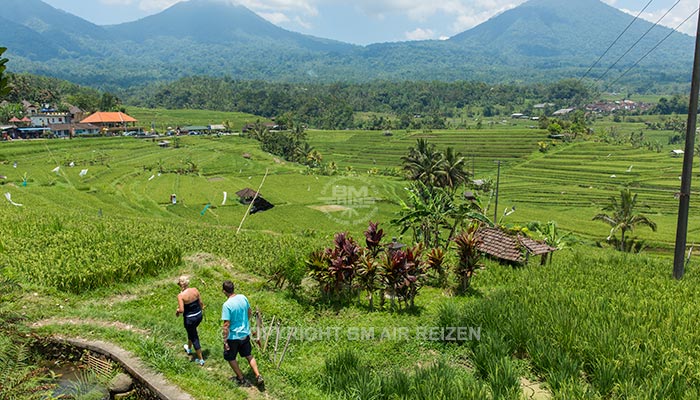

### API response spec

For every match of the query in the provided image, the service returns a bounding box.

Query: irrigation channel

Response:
[35,337,194,400]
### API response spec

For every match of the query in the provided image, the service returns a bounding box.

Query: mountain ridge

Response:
[0,0,694,91]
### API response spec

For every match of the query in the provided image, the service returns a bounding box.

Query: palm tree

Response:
[0,48,9,101]
[307,150,323,168]
[402,138,445,187]
[529,220,574,263]
[438,146,469,191]
[248,121,269,141]
[393,183,452,248]
[294,141,314,163]
[593,188,657,252]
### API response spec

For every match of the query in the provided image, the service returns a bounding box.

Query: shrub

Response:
[453,223,482,293]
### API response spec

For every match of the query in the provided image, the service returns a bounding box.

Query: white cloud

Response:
[404,28,434,41]
[230,0,318,16]
[292,15,312,29]
[337,0,525,35]
[101,0,698,41]
[259,11,291,24]
[138,0,180,12]
[605,1,698,36]
[100,0,135,5]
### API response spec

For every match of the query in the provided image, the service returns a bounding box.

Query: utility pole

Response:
[673,5,700,280]
[494,160,501,224]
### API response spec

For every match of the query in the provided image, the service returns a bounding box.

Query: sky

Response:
[41,0,699,45]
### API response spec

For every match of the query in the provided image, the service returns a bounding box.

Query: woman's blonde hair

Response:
[178,275,190,288]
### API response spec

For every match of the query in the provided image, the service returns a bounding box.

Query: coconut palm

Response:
[294,141,314,163]
[0,48,9,101]
[438,146,469,191]
[593,188,657,252]
[402,138,445,187]
[307,150,323,167]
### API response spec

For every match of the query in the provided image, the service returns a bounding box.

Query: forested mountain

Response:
[450,0,691,86]
[105,0,354,53]
[0,0,694,92]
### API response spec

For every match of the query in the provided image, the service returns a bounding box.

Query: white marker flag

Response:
[79,169,88,177]
[222,191,227,205]
[4,193,22,206]
[148,175,155,181]
[51,166,60,173]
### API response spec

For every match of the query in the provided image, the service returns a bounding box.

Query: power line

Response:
[606,7,699,89]
[595,0,683,83]
[578,0,655,82]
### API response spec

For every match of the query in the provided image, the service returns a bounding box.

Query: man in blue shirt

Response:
[221,280,264,387]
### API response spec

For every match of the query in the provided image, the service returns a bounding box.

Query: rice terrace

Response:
[4,0,700,399]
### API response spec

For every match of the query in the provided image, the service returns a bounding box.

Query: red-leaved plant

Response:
[453,223,482,293]
[307,232,360,301]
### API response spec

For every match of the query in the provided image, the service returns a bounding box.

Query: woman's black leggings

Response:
[184,314,203,350]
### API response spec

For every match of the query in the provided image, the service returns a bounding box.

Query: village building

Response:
[30,111,72,127]
[584,99,653,114]
[552,108,575,116]
[476,226,556,265]
[22,100,39,115]
[533,103,555,109]
[80,111,138,135]
[67,104,86,122]
[49,123,101,137]
[182,125,209,134]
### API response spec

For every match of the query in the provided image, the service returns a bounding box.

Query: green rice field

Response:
[4,114,700,399]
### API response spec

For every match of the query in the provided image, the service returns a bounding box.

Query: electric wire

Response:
[595,0,683,83]
[578,0,655,81]
[606,7,699,89]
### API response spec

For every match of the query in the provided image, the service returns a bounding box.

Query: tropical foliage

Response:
[307,222,435,310]
[0,47,9,101]
[453,223,483,293]
[528,220,576,264]
[0,265,54,400]
[593,188,657,252]
[394,139,489,249]
[402,138,469,191]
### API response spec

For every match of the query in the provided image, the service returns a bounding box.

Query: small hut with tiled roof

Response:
[476,226,556,265]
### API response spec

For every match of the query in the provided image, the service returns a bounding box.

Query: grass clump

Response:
[323,348,490,399]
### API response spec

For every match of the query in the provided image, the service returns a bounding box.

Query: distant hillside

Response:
[0,0,694,91]
[450,0,692,70]
[106,0,355,53]
[0,16,63,60]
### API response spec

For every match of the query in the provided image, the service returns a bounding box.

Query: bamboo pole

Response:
[236,169,269,234]
[277,327,295,368]
[263,316,275,353]
[273,320,281,364]
[254,307,263,348]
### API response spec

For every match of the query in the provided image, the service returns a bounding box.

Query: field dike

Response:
[41,336,194,400]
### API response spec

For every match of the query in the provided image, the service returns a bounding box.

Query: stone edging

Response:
[48,336,194,400]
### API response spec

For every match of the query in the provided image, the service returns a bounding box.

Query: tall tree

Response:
[402,138,445,187]
[0,48,10,101]
[438,146,469,191]
[99,92,121,111]
[593,189,657,252]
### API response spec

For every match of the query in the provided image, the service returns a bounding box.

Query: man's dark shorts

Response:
[224,335,252,361]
